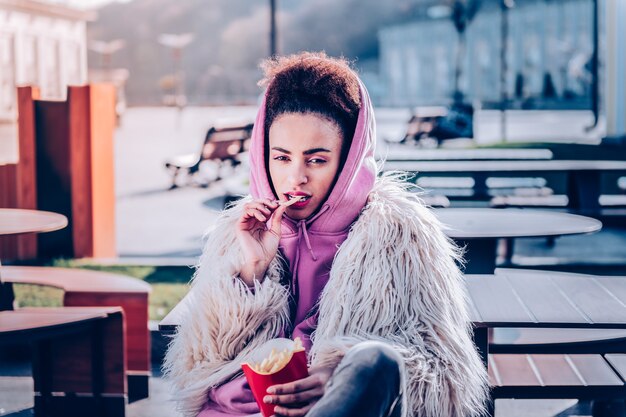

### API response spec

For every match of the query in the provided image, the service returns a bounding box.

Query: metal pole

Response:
[585,0,599,131]
[270,0,277,57]
[500,0,509,142]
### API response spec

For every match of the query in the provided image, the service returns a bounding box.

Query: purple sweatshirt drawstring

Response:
[299,221,318,261]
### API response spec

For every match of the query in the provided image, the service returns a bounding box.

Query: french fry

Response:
[293,337,304,351]
[248,337,304,374]
[278,196,304,207]
[241,337,310,417]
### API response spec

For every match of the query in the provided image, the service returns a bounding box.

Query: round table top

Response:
[385,159,626,172]
[0,208,68,236]
[434,208,602,239]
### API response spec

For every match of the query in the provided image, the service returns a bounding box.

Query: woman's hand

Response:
[264,366,334,417]
[236,198,288,286]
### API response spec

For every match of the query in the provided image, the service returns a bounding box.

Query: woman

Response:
[164,52,488,417]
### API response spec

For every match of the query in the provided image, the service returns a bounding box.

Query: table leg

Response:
[473,326,489,369]
[0,260,15,311]
[0,282,15,311]
[473,173,489,200]
[33,339,53,417]
[456,239,498,274]
[31,314,126,417]
[473,326,494,417]
[567,170,601,213]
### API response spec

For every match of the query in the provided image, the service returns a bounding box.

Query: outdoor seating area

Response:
[164,123,254,189]
[160,268,626,416]
[1,307,126,417]
[2,0,626,416]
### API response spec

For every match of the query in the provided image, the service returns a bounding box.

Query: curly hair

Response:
[259,52,361,150]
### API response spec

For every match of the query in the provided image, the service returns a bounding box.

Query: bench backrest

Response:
[201,124,253,161]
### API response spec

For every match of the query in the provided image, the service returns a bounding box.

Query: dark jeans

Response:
[307,341,404,417]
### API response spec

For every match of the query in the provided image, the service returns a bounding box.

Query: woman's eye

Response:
[309,158,327,164]
[273,155,289,161]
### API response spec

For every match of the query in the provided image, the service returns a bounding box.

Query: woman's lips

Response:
[284,194,312,209]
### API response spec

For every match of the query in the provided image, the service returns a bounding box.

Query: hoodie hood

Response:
[249,80,377,233]
[248,80,378,349]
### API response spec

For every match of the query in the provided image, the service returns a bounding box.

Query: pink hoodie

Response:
[197,81,377,417]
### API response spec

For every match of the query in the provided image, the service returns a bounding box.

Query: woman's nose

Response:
[288,163,308,186]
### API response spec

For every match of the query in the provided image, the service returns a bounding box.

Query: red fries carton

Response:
[241,338,309,417]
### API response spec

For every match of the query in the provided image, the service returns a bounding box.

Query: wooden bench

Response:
[490,194,570,208]
[416,176,554,201]
[0,306,126,417]
[489,353,626,416]
[164,123,254,189]
[161,273,626,416]
[419,195,450,208]
[1,266,151,402]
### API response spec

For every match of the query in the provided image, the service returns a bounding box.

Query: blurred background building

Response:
[0,0,93,161]
[379,0,596,108]
[0,0,623,141]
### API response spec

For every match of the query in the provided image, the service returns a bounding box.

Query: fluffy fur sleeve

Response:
[309,175,489,417]
[163,197,291,417]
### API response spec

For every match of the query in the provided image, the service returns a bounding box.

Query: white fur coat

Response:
[164,175,489,417]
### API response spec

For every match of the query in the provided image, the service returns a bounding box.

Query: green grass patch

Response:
[14,284,63,308]
[11,259,194,321]
[149,283,190,321]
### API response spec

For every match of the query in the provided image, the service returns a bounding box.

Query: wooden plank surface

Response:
[162,273,626,331]
[2,265,151,293]
[89,84,117,258]
[467,272,626,328]
[489,354,542,386]
[605,354,626,380]
[568,355,624,385]
[491,328,626,346]
[532,355,583,386]
[0,209,67,236]
[592,276,626,306]
[548,275,626,324]
[465,275,535,324]
[0,310,105,334]
[489,354,623,387]
[502,273,593,324]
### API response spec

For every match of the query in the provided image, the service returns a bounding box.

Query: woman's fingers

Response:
[238,198,285,237]
[245,202,272,216]
[265,374,326,405]
[243,208,267,222]
[272,403,314,417]
[268,374,324,395]
[269,204,287,236]
[241,200,280,221]
[264,386,323,405]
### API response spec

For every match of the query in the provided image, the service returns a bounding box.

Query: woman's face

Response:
[268,113,343,220]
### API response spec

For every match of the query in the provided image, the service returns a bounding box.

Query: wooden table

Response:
[383,159,626,211]
[159,269,626,368]
[466,271,626,363]
[376,147,553,161]
[1,307,126,417]
[434,208,602,273]
[0,208,68,236]
[490,268,626,351]
[0,209,69,310]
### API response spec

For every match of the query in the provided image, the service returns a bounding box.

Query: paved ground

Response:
[113,107,608,262]
[0,361,581,417]
[0,107,622,416]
